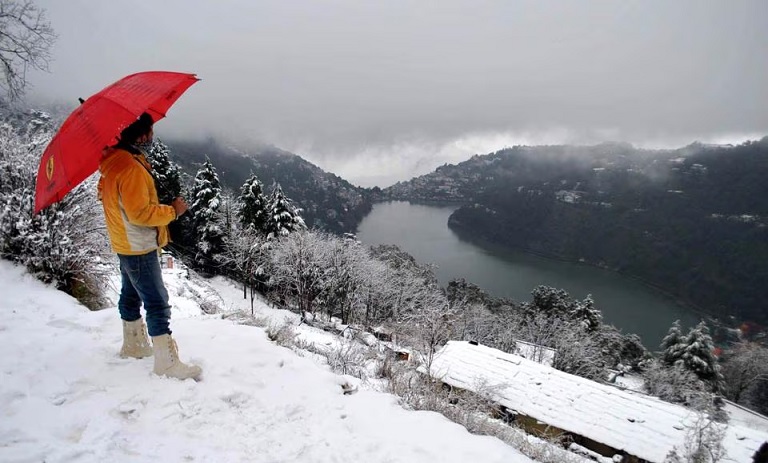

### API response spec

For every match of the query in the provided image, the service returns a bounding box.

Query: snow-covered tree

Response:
[399,287,458,373]
[453,302,497,347]
[526,285,575,317]
[237,174,268,233]
[511,312,606,380]
[678,321,723,392]
[525,286,604,333]
[0,117,110,308]
[146,138,182,205]
[569,294,603,332]
[661,320,688,366]
[190,159,226,270]
[644,359,707,405]
[664,392,727,463]
[721,343,768,408]
[264,183,306,240]
[269,230,328,318]
[320,236,368,324]
[351,253,399,325]
[223,227,267,314]
[660,321,723,393]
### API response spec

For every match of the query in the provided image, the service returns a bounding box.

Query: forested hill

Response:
[383,138,768,326]
[165,138,372,234]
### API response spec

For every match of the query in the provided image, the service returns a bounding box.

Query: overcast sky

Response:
[28,0,768,187]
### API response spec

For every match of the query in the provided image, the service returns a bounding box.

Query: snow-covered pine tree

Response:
[661,320,687,366]
[146,138,182,205]
[569,294,603,332]
[264,182,306,240]
[238,174,268,233]
[679,321,724,392]
[526,285,577,318]
[190,159,226,271]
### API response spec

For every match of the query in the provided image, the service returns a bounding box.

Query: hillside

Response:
[165,138,373,234]
[383,139,768,327]
[0,260,532,462]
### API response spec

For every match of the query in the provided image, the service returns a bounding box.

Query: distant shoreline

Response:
[359,199,741,342]
[445,216,713,325]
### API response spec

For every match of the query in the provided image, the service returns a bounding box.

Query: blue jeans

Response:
[117,251,172,337]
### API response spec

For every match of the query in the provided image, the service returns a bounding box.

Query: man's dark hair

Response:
[118,112,154,145]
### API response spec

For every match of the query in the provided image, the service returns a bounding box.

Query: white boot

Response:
[120,319,153,359]
[152,334,202,380]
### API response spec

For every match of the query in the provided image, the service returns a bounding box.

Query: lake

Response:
[356,201,701,347]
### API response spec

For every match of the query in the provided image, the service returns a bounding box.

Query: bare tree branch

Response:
[0,0,55,100]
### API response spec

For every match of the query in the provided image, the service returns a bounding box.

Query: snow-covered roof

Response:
[429,341,768,463]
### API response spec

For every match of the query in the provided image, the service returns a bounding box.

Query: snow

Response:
[611,372,645,392]
[512,339,555,366]
[725,400,768,435]
[0,261,532,463]
[428,341,768,463]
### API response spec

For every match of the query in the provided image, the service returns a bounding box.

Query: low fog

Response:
[28,0,768,187]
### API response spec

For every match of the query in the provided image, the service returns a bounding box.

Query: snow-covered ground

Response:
[0,260,533,463]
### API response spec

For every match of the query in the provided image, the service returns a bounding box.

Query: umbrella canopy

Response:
[34,71,199,214]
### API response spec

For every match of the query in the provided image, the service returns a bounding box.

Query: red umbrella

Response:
[34,71,200,214]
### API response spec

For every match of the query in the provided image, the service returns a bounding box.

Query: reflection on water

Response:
[356,201,700,347]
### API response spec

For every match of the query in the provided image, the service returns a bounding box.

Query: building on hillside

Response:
[159,254,175,269]
[428,341,768,463]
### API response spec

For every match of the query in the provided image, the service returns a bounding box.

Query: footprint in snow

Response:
[220,391,251,408]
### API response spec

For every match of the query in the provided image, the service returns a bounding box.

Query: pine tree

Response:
[238,174,268,233]
[679,321,724,392]
[146,138,182,205]
[190,159,226,270]
[264,183,306,240]
[526,285,576,318]
[569,294,603,332]
[661,320,687,366]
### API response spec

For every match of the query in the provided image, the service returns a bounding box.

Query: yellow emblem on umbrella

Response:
[45,156,54,182]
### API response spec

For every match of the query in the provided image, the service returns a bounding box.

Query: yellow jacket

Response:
[98,148,176,255]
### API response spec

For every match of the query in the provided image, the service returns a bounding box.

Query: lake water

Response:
[356,201,701,348]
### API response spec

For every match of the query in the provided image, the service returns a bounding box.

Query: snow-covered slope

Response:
[0,261,531,463]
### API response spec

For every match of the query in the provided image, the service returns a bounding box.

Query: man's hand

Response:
[171,197,188,218]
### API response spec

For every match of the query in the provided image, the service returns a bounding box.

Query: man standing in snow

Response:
[98,112,201,380]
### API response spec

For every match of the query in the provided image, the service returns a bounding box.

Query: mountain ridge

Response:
[380,138,768,327]
[164,137,373,234]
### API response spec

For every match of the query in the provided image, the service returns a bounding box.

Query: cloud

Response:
[28,0,768,186]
